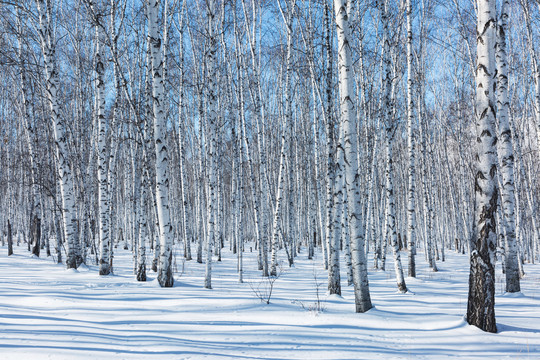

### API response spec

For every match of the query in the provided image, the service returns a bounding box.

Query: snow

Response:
[1,245,539,359]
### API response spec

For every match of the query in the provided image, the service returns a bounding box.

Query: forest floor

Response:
[0,243,539,359]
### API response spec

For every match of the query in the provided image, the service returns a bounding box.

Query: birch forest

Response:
[0,0,539,337]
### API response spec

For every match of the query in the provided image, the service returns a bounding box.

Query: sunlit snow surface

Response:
[0,245,539,359]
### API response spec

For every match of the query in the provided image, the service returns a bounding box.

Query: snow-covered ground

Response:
[0,244,539,359]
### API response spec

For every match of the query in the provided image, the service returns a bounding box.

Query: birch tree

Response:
[270,1,290,277]
[177,0,191,261]
[241,0,269,276]
[334,0,372,313]
[85,0,112,275]
[16,8,42,259]
[329,124,345,295]
[406,0,416,278]
[379,0,407,293]
[204,0,219,289]
[323,1,334,272]
[496,0,519,293]
[147,0,174,288]
[35,0,80,269]
[467,0,498,333]
[137,138,149,282]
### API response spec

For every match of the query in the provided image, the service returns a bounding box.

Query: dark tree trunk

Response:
[46,229,51,257]
[152,244,159,272]
[74,219,84,267]
[136,261,147,282]
[7,220,13,256]
[32,216,41,257]
[467,228,497,333]
[55,216,63,264]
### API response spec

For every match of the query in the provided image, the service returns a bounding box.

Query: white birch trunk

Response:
[17,10,42,259]
[204,0,218,289]
[137,163,148,282]
[234,23,246,283]
[334,0,372,313]
[147,0,174,287]
[177,3,191,261]
[380,0,407,293]
[419,86,437,271]
[323,2,334,272]
[406,0,417,278]
[343,197,353,286]
[271,1,293,275]
[241,0,269,276]
[520,1,540,151]
[240,69,263,273]
[283,0,298,270]
[509,114,526,278]
[271,118,287,276]
[90,7,111,276]
[328,126,344,295]
[467,0,498,333]
[233,120,244,282]
[496,0,519,293]
[36,0,79,269]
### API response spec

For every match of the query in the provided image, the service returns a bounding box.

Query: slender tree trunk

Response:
[204,0,219,289]
[519,0,540,151]
[17,10,42,260]
[36,0,79,269]
[334,0,372,313]
[241,0,269,277]
[406,0,417,278]
[7,220,13,256]
[54,208,63,264]
[91,9,111,276]
[419,90,437,271]
[285,1,297,267]
[32,217,41,257]
[467,0,498,333]
[177,3,191,262]
[270,116,288,276]
[343,200,353,286]
[496,0,519,293]
[323,1,334,272]
[148,0,174,287]
[137,165,148,282]
[509,113,526,278]
[380,0,407,293]
[235,6,263,273]
[329,126,344,295]
[271,1,294,275]
[234,119,244,283]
